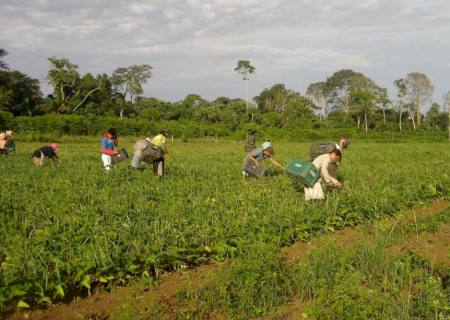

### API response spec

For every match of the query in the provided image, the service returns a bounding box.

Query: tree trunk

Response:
[364,112,368,133]
[120,107,124,120]
[344,95,349,115]
[416,105,421,128]
[357,115,361,128]
[399,109,403,131]
[59,84,65,114]
[382,108,386,124]
[448,110,450,142]
[411,112,416,131]
[245,79,249,115]
[72,87,100,112]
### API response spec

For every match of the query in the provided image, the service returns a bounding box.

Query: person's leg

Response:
[152,158,164,176]
[102,154,112,171]
[152,159,159,175]
[131,151,142,168]
[304,186,312,201]
[32,156,42,166]
[158,158,164,176]
[312,181,325,200]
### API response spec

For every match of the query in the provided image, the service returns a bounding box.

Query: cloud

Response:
[0,0,449,102]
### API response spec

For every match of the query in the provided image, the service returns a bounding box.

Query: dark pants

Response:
[153,158,164,176]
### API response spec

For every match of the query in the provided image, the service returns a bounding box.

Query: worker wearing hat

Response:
[31,143,59,166]
[242,140,284,178]
[149,129,170,177]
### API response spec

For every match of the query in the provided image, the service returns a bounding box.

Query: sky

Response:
[1,0,450,106]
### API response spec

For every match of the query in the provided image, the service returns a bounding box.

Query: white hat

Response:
[262,141,272,150]
[145,137,152,143]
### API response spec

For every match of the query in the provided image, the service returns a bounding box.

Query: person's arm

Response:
[320,158,341,187]
[269,158,284,170]
[163,145,169,158]
[247,154,260,167]
[51,151,58,160]
[100,148,118,155]
[113,136,118,146]
[43,148,58,160]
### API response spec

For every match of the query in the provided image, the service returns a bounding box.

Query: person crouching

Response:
[304,149,342,201]
[100,128,118,171]
[32,144,58,166]
[242,141,284,178]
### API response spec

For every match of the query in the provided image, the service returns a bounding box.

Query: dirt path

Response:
[9,199,450,320]
[275,199,450,320]
[389,223,450,266]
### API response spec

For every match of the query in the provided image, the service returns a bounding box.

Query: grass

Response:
[0,138,449,314]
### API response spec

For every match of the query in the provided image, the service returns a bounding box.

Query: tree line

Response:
[0,49,449,137]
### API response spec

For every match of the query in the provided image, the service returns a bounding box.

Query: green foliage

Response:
[111,64,152,104]
[234,60,255,80]
[206,244,290,318]
[293,241,450,320]
[0,70,42,115]
[0,141,448,312]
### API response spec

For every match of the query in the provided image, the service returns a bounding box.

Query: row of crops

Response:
[0,140,449,313]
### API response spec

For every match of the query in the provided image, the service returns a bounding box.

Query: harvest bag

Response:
[112,148,129,164]
[243,158,266,178]
[141,144,162,163]
[309,142,336,161]
[286,160,320,187]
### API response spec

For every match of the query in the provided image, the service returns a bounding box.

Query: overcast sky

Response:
[1,0,449,106]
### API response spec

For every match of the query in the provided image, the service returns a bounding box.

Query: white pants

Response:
[101,154,112,170]
[304,180,324,201]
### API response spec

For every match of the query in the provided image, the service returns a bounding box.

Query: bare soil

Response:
[8,199,450,320]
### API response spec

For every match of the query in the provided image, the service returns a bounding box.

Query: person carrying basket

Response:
[150,129,170,177]
[304,148,342,201]
[100,128,119,171]
[242,141,284,178]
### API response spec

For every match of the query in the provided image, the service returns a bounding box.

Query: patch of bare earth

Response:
[8,200,450,320]
[275,199,450,320]
[389,223,450,266]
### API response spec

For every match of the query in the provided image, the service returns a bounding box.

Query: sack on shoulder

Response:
[309,142,336,160]
[141,143,162,163]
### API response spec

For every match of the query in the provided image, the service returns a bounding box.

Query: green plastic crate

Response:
[285,160,320,187]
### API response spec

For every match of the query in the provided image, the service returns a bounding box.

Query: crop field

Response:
[1,139,450,318]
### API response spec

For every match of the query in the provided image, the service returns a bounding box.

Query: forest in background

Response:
[1,48,449,140]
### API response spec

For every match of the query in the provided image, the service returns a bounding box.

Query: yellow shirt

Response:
[151,134,166,147]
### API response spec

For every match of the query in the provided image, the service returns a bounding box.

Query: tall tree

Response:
[405,72,434,129]
[425,103,441,129]
[444,91,450,141]
[394,78,407,130]
[0,70,42,115]
[111,64,152,119]
[323,70,384,116]
[234,60,255,115]
[349,89,376,133]
[0,49,42,115]
[324,69,355,114]
[72,73,110,113]
[306,82,328,116]
[0,48,9,71]
[254,84,289,114]
[47,57,80,113]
